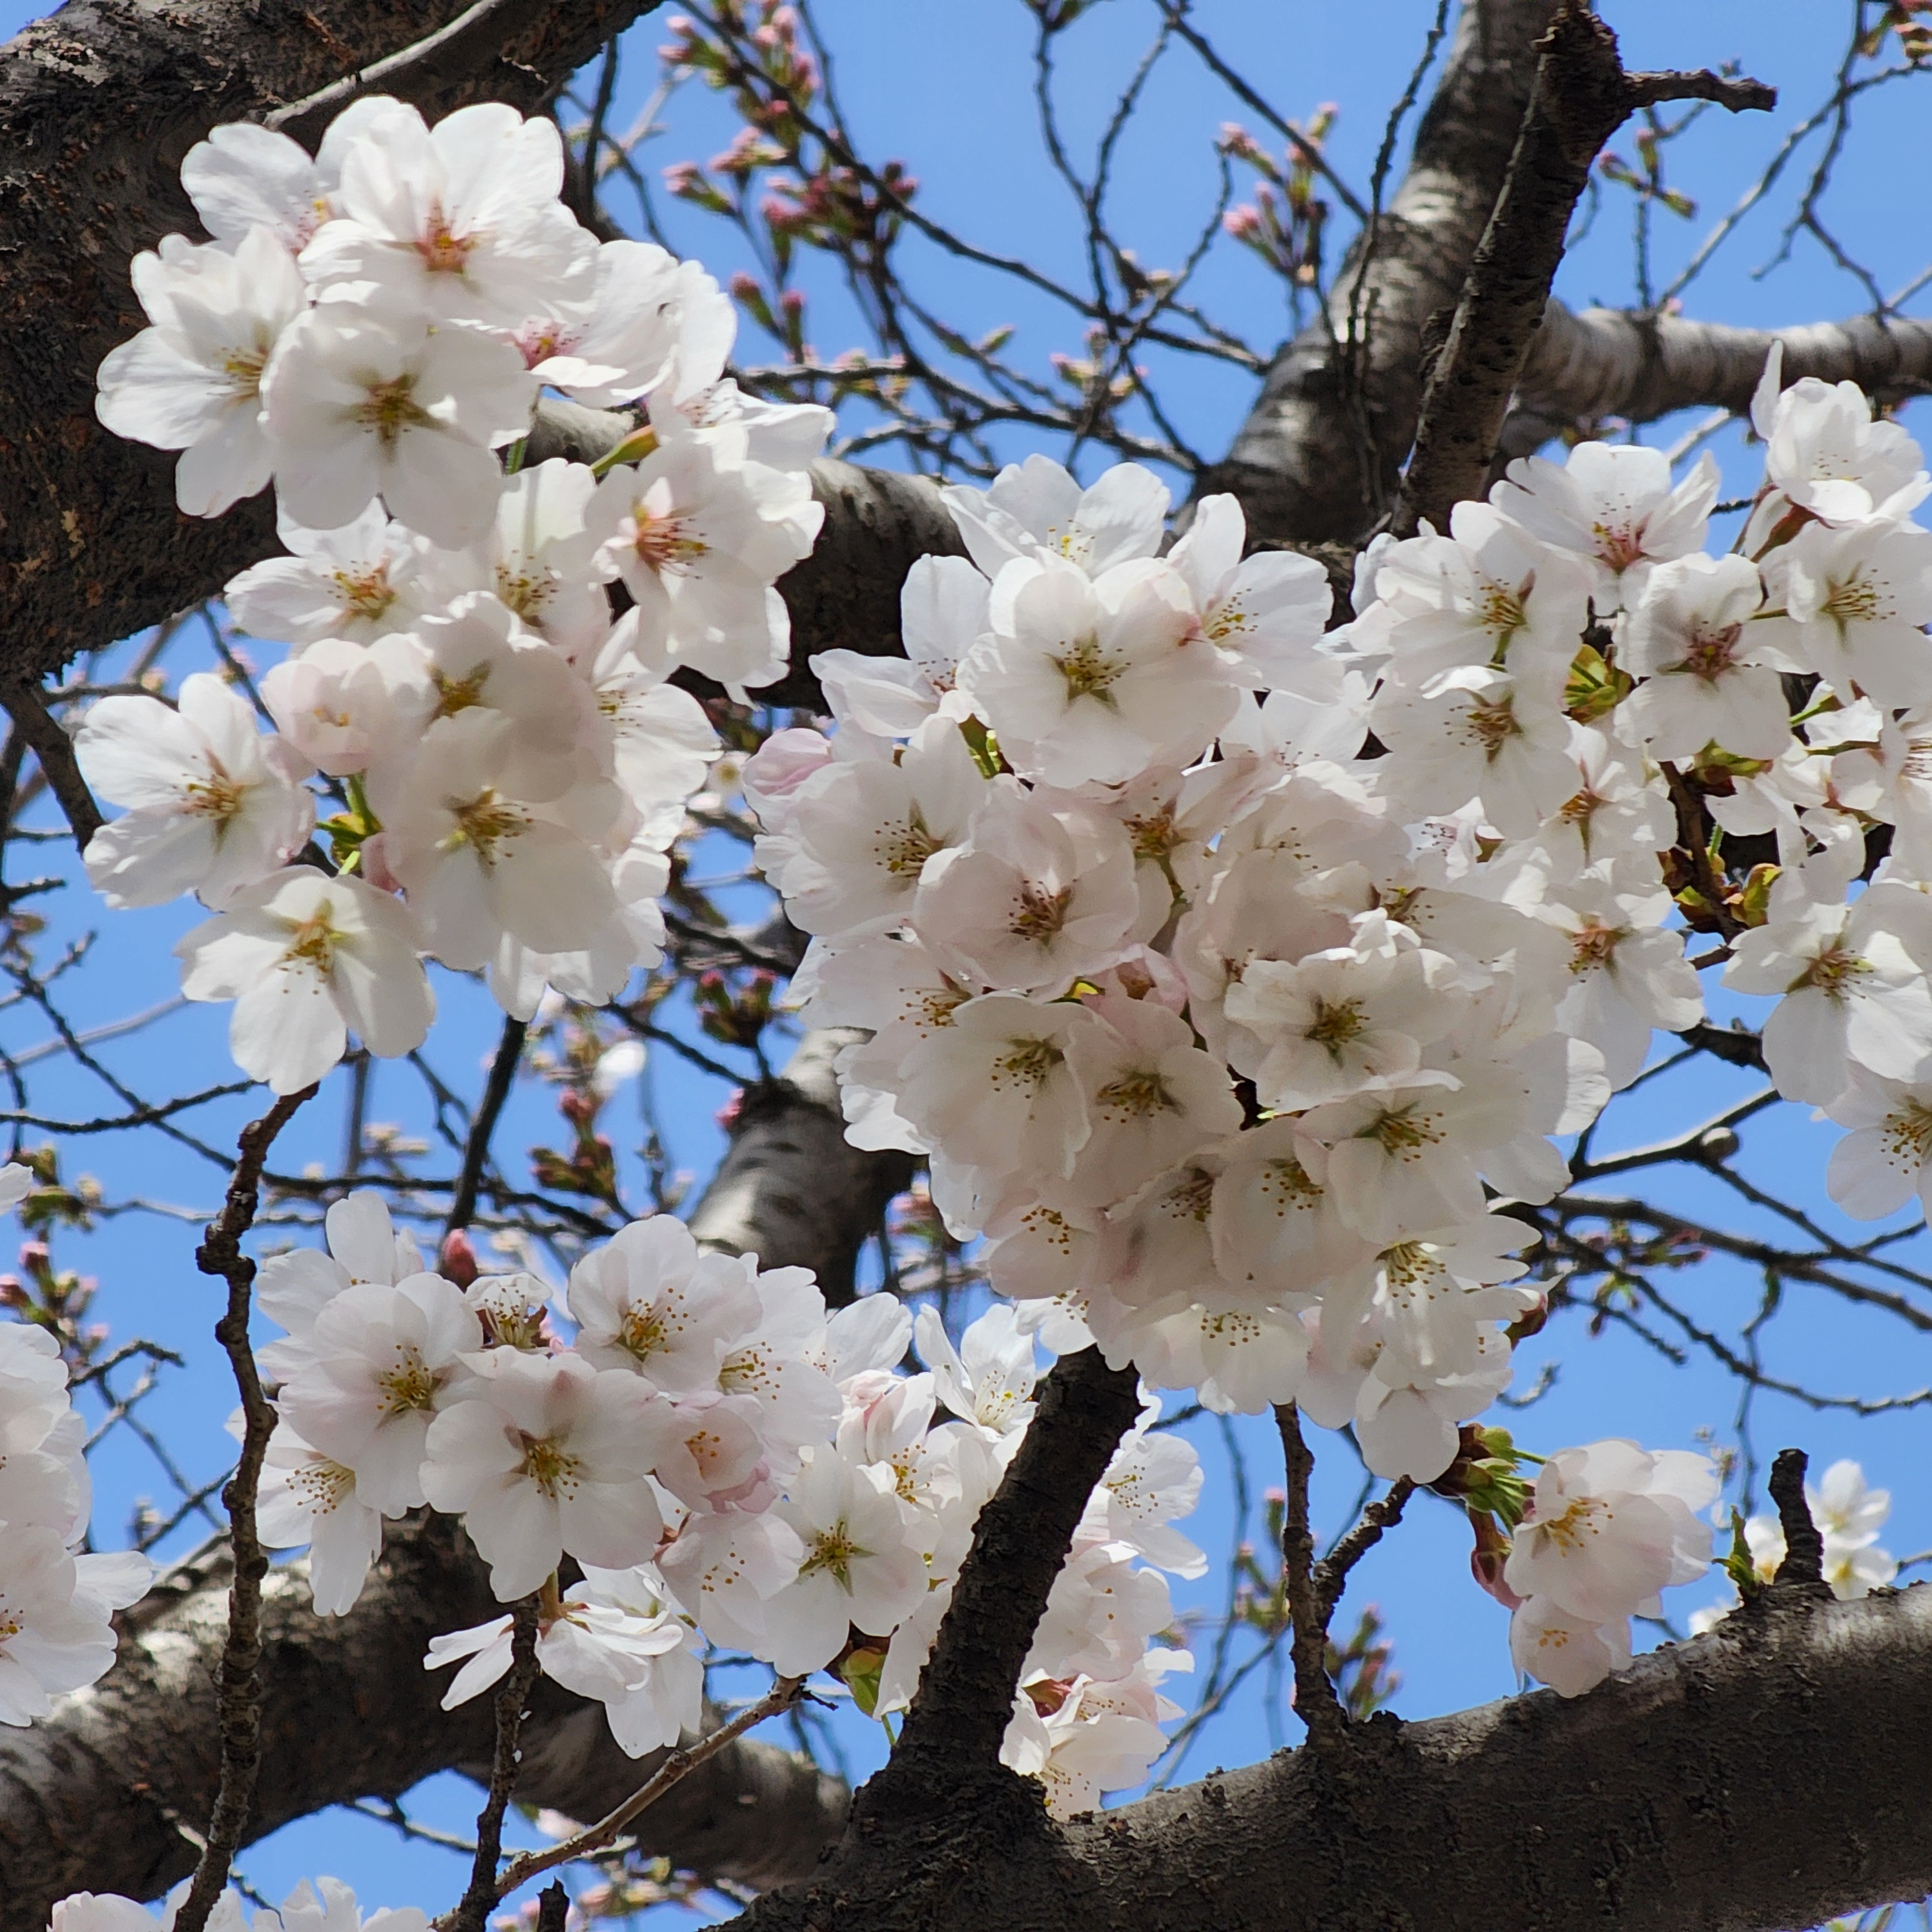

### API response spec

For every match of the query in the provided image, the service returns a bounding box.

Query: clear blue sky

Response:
[1,0,1927,1918]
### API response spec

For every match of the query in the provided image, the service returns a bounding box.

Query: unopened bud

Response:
[439,1228,479,1289]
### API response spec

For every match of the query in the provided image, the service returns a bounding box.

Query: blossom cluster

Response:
[87,99,828,1091]
[0,1166,154,1729]
[53,1874,420,1932]
[746,355,1932,1495]
[1494,1439,1716,1696]
[250,1193,1200,1813]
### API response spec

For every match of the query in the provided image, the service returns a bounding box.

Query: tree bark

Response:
[1200,0,1559,543]
[738,1581,1932,1932]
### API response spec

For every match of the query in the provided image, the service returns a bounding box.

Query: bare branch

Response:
[494,1678,806,1902]
[1768,1449,1826,1590]
[173,1087,317,1932]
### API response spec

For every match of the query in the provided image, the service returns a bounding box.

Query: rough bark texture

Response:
[0,0,657,687]
[1202,0,1559,542]
[1507,300,1932,451]
[739,1581,1932,1932]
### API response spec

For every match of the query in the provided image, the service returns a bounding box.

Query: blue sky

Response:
[3,0,1929,1918]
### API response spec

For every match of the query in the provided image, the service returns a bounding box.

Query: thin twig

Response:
[444,1015,528,1238]
[0,678,103,852]
[1316,1478,1417,1621]
[1273,1404,1343,1745]
[266,0,553,145]
[494,1677,806,1900]
[439,1594,544,1932]
[171,1086,317,1932]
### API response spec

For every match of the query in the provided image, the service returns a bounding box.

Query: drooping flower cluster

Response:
[749,356,1932,1501]
[251,1193,1197,1812]
[0,1166,154,1729]
[87,98,827,1092]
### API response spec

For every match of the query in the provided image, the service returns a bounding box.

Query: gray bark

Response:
[1505,300,1932,455]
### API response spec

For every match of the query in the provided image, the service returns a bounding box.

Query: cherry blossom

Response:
[76,674,314,912]
[94,226,307,515]
[176,867,433,1093]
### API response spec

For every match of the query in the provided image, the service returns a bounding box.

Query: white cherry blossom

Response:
[76,674,314,910]
[941,455,1168,579]
[176,867,433,1093]
[95,226,307,516]
[260,306,533,548]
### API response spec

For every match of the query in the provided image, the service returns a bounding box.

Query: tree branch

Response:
[494,1677,806,1904]
[742,1584,1932,1932]
[1273,1404,1344,1744]
[1393,3,1773,535]
[0,0,662,692]
[174,1087,315,1932]
[439,1594,541,1932]
[443,1014,527,1238]
[1507,302,1932,453]
[0,677,102,853]
[1769,1448,1826,1589]
[882,1347,1142,1787]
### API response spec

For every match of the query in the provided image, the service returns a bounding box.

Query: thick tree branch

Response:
[883,1348,1141,1785]
[1393,5,1773,535]
[1506,301,1932,452]
[1204,0,1560,542]
[742,1583,1932,1932]
[686,1028,914,1306]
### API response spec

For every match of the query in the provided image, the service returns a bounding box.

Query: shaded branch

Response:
[1393,3,1773,534]
[439,1595,541,1932]
[1769,1448,1825,1589]
[443,1014,527,1238]
[0,678,102,852]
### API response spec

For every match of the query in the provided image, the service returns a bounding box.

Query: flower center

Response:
[1882,1100,1932,1167]
[619,1307,668,1362]
[1477,580,1528,646]
[629,504,710,575]
[432,665,493,719]
[1678,623,1743,682]
[519,1434,582,1499]
[496,564,555,619]
[288,1457,355,1515]
[1791,943,1871,1001]
[1009,880,1073,943]
[1053,633,1125,704]
[799,1523,862,1588]
[417,206,476,276]
[1822,573,1884,627]
[1305,996,1367,1049]
[1538,1495,1608,1552]
[1366,1103,1446,1158]
[1094,1066,1180,1120]
[280,909,340,978]
[355,375,434,450]
[221,345,269,400]
[992,1036,1064,1093]
[1463,690,1524,757]
[1568,921,1621,974]
[375,1344,438,1416]
[876,810,941,878]
[183,768,245,827]
[332,566,396,623]
[444,790,529,865]
[1259,1158,1322,1212]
